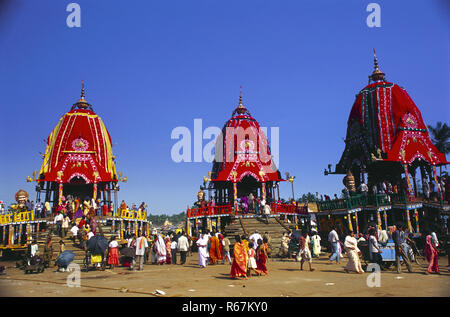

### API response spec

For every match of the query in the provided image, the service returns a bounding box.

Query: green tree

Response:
[147,212,186,226]
[297,192,317,203]
[427,121,449,175]
[428,122,449,154]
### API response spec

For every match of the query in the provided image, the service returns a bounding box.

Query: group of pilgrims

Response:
[105,230,191,271]
[21,191,446,277]
[113,224,444,276]
[195,229,270,279]
[27,221,444,277]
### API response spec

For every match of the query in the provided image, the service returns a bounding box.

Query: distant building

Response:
[163,218,172,227]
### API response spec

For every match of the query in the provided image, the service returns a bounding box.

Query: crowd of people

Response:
[1,195,150,222]
[39,198,144,271]
[310,174,448,204]
[196,194,275,219]
[235,193,274,216]
[274,222,448,276]
[192,228,272,279]
[4,196,113,220]
[18,218,450,278]
[106,230,192,271]
[9,193,449,278]
[320,224,445,275]
[82,226,275,279]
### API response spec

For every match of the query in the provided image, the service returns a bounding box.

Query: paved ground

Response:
[0,254,449,297]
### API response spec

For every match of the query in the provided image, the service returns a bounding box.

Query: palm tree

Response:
[427,121,449,175]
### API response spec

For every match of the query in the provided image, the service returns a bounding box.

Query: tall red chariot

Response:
[208,92,284,209]
[319,51,448,236]
[35,83,120,210]
[186,92,311,237]
[332,51,447,196]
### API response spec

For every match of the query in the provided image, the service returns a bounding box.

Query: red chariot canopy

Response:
[211,94,283,183]
[347,81,447,166]
[38,90,118,184]
[337,52,448,172]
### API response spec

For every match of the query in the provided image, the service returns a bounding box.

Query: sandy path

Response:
[1,254,449,297]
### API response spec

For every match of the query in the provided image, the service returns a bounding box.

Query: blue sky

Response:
[0,0,448,214]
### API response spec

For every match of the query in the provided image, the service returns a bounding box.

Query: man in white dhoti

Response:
[196,234,209,268]
[280,233,290,258]
[311,231,321,257]
[344,231,364,274]
[133,232,148,271]
[298,232,314,271]
[154,234,167,265]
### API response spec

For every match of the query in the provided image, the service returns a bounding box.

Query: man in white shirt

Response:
[70,224,79,243]
[328,226,340,263]
[134,232,148,271]
[177,232,189,265]
[369,228,383,267]
[54,212,64,237]
[358,182,369,199]
[34,201,42,219]
[249,230,263,249]
[171,237,178,265]
[30,240,39,257]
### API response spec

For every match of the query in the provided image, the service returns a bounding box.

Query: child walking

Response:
[247,242,260,277]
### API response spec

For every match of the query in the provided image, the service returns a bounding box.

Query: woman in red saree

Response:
[230,235,248,279]
[425,234,439,274]
[209,234,222,264]
[256,238,269,275]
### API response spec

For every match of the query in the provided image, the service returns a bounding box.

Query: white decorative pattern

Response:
[71,137,89,151]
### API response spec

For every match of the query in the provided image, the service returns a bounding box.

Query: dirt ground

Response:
[0,254,449,297]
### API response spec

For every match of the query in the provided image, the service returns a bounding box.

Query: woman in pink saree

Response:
[425,234,439,274]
